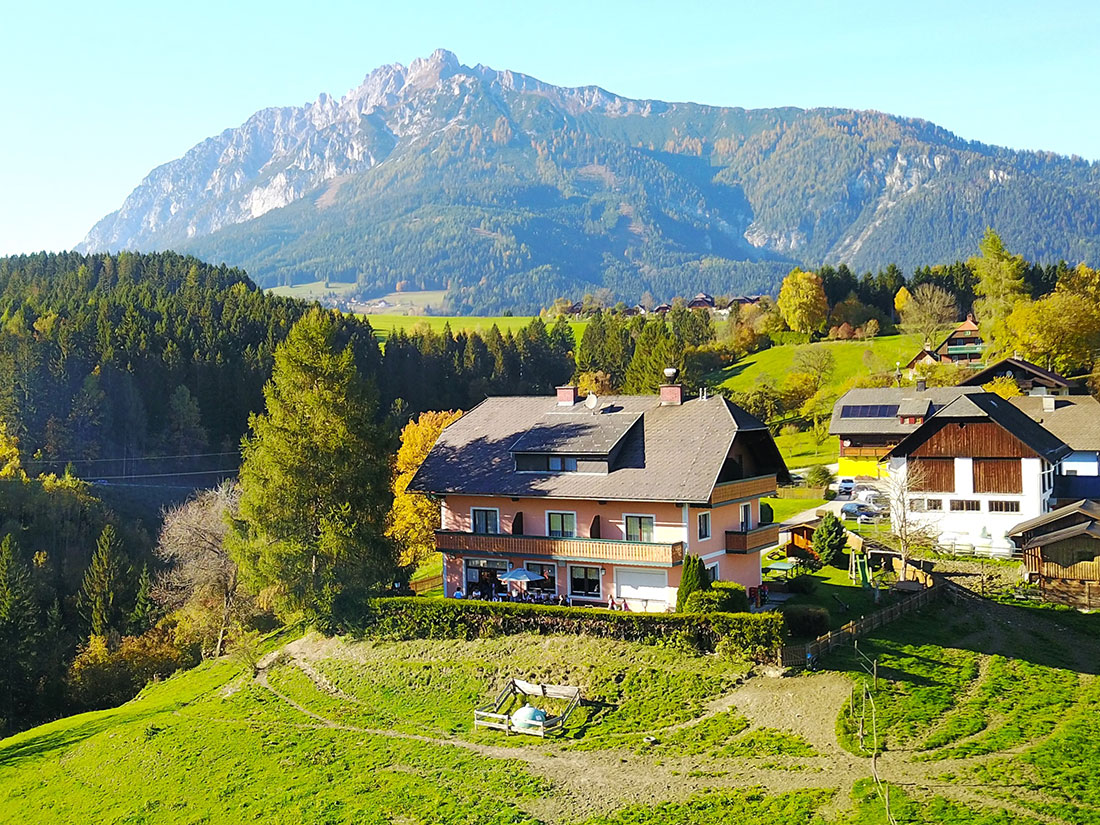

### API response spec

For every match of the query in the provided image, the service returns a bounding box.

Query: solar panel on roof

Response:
[840,404,899,418]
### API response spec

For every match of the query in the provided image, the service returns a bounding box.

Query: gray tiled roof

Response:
[409,393,787,504]
[1009,396,1100,452]
[961,357,1074,388]
[887,392,1072,463]
[829,386,982,437]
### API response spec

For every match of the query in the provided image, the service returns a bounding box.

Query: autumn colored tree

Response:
[983,376,1022,399]
[970,229,1026,353]
[1004,290,1100,376]
[777,268,828,334]
[387,410,463,567]
[899,283,958,344]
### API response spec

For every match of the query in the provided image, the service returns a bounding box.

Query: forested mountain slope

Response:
[80,49,1100,313]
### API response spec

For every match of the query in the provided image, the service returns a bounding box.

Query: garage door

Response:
[615,568,669,612]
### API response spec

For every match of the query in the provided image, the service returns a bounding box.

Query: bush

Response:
[67,630,195,711]
[760,501,774,524]
[683,582,750,614]
[782,605,830,639]
[788,544,823,572]
[786,575,819,595]
[361,598,785,662]
[806,465,835,488]
[771,331,812,346]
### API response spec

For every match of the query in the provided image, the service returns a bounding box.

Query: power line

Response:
[89,469,239,481]
[32,450,240,465]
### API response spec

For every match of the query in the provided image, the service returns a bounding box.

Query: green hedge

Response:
[782,605,830,639]
[684,582,751,615]
[363,598,784,662]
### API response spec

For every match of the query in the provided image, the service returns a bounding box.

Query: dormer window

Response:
[515,454,583,472]
[549,456,578,472]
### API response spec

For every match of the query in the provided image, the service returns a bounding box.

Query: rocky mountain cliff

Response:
[80,49,1100,312]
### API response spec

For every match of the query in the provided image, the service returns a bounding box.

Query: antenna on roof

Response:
[584,393,600,413]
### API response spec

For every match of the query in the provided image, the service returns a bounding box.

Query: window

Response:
[740,502,752,531]
[625,515,655,542]
[950,500,980,512]
[909,498,926,512]
[548,456,579,472]
[570,565,601,598]
[547,511,576,538]
[525,562,557,594]
[698,511,712,540]
[705,562,719,582]
[472,508,499,534]
[926,499,943,511]
[989,500,1021,513]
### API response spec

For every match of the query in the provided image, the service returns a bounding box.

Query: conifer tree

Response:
[675,555,711,613]
[811,513,848,568]
[623,319,682,394]
[78,524,129,637]
[0,534,38,724]
[231,308,396,627]
[970,228,1027,353]
[127,564,156,634]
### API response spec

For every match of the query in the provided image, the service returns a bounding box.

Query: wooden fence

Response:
[779,574,941,668]
[410,573,444,595]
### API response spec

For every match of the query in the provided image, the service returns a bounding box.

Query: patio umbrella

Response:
[500,569,545,582]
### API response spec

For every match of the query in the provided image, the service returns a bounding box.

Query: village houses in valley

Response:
[408,380,789,611]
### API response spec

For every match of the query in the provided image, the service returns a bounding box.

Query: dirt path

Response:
[238,628,1087,825]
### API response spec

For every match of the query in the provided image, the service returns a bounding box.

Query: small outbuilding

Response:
[1008,499,1100,608]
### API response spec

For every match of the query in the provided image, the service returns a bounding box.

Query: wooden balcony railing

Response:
[709,474,777,505]
[435,530,686,565]
[725,523,781,553]
[839,445,893,459]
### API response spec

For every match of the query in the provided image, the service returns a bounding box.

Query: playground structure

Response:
[473,678,583,737]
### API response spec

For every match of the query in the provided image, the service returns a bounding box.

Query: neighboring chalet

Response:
[960,357,1078,396]
[1009,500,1100,608]
[904,314,985,373]
[652,303,672,316]
[687,293,716,310]
[885,393,1071,554]
[408,383,790,611]
[829,383,983,478]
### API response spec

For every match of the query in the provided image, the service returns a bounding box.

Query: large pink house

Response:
[408,383,789,611]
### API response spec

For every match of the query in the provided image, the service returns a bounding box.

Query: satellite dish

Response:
[663,367,678,380]
[584,393,600,411]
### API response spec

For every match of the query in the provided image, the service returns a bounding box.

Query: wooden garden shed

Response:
[1009,500,1100,608]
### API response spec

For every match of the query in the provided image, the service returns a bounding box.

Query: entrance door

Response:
[615,568,669,612]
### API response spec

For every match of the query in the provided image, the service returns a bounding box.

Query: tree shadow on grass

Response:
[0,705,166,768]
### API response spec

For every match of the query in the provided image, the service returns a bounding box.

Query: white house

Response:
[884,393,1071,555]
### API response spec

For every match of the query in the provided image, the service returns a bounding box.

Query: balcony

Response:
[435,530,686,565]
[725,523,781,553]
[709,474,777,505]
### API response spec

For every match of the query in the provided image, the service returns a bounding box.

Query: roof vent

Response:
[915,378,927,393]
[663,367,678,380]
[556,385,579,406]
[1043,395,1057,413]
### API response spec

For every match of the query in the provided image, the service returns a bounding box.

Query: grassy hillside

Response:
[3,599,1096,824]
[716,333,923,395]
[364,314,588,342]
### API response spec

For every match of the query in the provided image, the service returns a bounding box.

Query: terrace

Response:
[434,530,686,565]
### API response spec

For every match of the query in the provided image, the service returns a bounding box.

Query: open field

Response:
[364,314,588,342]
[3,594,1098,823]
[268,280,360,300]
[762,496,827,524]
[774,429,839,468]
[716,334,922,395]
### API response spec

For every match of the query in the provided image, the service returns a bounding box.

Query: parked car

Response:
[841,501,879,519]
[856,489,885,508]
[837,478,855,497]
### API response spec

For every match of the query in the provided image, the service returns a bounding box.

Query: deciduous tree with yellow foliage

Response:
[777,268,828,334]
[387,410,463,567]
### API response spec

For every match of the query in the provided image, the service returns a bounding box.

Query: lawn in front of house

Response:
[773,429,838,469]
[762,496,827,525]
[775,551,899,631]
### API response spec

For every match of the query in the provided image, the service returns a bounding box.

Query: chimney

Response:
[556,385,579,406]
[660,385,684,406]
[1042,395,1057,413]
[915,378,927,393]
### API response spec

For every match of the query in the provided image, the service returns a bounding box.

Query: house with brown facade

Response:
[904,313,985,372]
[1009,500,1100,608]
[408,383,789,611]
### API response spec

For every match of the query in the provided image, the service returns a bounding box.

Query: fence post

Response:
[873,658,878,691]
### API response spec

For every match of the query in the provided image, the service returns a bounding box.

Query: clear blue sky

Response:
[2,0,1098,255]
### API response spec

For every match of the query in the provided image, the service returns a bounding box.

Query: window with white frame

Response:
[569,565,601,598]
[472,508,499,534]
[525,562,557,594]
[705,562,719,582]
[625,515,655,542]
[988,500,1021,513]
[698,511,712,540]
[547,511,576,538]
[739,502,752,530]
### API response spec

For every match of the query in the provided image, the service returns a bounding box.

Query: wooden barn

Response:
[1008,500,1100,609]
